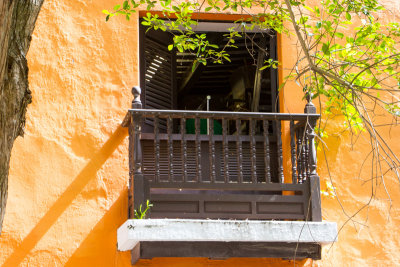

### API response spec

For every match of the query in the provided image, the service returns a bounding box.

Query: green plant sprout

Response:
[134,200,153,219]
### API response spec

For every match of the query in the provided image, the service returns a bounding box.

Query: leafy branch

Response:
[105,0,400,237]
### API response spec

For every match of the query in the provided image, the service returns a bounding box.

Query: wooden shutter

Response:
[140,27,176,131]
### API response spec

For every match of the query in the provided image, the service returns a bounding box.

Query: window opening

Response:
[140,22,278,114]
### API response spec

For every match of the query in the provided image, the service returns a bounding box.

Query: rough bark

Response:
[0,0,44,233]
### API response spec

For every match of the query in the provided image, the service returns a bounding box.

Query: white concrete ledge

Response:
[117,219,337,251]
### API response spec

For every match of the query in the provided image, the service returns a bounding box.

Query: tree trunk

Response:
[0,0,44,233]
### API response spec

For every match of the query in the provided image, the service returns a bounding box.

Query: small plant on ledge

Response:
[128,200,153,230]
[134,200,153,220]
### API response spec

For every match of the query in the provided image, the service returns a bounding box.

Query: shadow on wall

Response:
[65,191,131,266]
[2,125,128,266]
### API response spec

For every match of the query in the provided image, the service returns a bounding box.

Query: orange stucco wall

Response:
[1,0,400,266]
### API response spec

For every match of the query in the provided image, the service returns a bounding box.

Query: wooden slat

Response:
[150,194,306,220]
[141,132,276,142]
[149,181,307,191]
[130,109,320,121]
[167,116,173,182]
[222,119,229,183]
[139,242,322,260]
[290,120,297,184]
[147,65,172,80]
[152,193,305,203]
[263,120,271,183]
[249,119,257,183]
[146,68,172,83]
[301,128,307,183]
[276,120,284,183]
[305,129,310,179]
[154,116,160,182]
[236,119,243,183]
[145,38,173,60]
[142,137,279,185]
[145,81,172,96]
[145,89,172,105]
[195,118,201,182]
[180,118,188,182]
[209,119,216,183]
[296,128,303,183]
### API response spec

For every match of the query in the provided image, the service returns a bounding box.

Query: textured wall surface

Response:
[0,0,400,266]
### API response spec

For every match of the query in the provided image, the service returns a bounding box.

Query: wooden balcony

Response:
[119,87,336,264]
[125,86,322,221]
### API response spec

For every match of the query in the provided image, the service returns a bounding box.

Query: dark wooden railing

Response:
[125,86,322,221]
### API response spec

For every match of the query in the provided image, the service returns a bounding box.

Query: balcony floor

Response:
[117,219,337,264]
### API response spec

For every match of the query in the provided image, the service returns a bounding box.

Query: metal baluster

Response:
[263,120,271,183]
[290,120,297,184]
[222,119,229,183]
[236,119,243,183]
[249,119,257,183]
[154,116,160,182]
[209,118,216,183]
[180,117,187,182]
[276,120,284,183]
[167,116,173,182]
[195,117,201,182]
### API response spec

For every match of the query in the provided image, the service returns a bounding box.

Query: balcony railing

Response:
[124,87,322,222]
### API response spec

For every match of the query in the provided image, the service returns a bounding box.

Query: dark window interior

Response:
[139,23,278,114]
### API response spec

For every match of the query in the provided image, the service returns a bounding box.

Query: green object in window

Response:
[186,119,222,135]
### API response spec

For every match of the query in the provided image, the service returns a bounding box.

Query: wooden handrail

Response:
[128,108,320,121]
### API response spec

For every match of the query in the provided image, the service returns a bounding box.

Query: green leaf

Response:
[168,44,174,51]
[102,10,110,15]
[304,5,314,13]
[106,15,110,21]
[192,60,198,72]
[322,43,330,55]
[335,32,344,38]
[123,0,129,9]
[205,6,212,11]
[345,12,351,21]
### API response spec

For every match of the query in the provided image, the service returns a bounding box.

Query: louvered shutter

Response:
[140,28,176,131]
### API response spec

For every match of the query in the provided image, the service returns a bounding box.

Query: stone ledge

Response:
[117,219,337,251]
